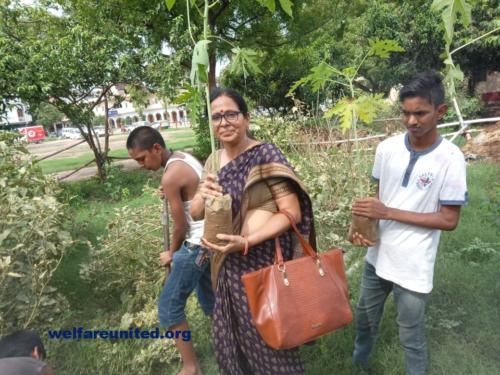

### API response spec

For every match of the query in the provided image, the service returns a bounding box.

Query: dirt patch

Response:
[462,122,500,163]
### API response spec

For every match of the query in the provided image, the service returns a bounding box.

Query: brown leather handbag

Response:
[241,210,353,350]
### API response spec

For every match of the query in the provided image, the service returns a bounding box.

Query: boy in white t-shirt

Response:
[350,71,467,375]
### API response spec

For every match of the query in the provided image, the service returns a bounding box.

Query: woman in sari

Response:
[190,88,315,375]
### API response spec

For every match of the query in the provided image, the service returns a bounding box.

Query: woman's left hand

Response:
[201,234,246,254]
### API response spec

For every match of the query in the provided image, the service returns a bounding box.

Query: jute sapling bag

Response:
[202,151,233,246]
[203,194,233,246]
[348,213,379,243]
[348,180,379,244]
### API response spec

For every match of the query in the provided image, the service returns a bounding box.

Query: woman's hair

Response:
[210,87,249,117]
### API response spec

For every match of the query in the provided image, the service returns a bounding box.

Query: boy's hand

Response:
[353,197,389,220]
[349,231,376,247]
[158,185,165,200]
[160,250,173,266]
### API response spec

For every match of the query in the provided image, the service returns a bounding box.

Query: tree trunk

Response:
[209,52,217,91]
[78,122,107,181]
[104,94,110,153]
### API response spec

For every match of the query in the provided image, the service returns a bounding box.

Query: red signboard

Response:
[18,126,46,142]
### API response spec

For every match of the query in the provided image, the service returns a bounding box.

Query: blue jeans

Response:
[353,262,429,375]
[158,242,215,328]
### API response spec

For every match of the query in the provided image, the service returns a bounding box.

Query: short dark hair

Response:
[0,330,46,359]
[126,126,166,150]
[210,87,249,116]
[399,70,445,106]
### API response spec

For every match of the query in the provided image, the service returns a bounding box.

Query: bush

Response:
[58,166,160,207]
[77,188,183,372]
[453,237,498,264]
[0,132,71,334]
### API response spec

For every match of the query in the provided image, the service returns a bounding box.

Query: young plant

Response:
[289,39,404,144]
[431,0,500,141]
[168,0,292,155]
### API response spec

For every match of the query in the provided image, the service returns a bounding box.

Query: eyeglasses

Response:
[211,111,241,126]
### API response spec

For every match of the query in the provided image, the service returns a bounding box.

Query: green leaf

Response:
[173,85,198,105]
[289,61,343,94]
[431,0,472,43]
[256,0,276,13]
[278,0,293,17]
[356,94,387,125]
[165,0,176,11]
[229,47,262,80]
[368,39,405,58]
[448,64,464,81]
[190,40,210,86]
[324,97,355,133]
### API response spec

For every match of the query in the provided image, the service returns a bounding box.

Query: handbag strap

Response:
[274,209,317,265]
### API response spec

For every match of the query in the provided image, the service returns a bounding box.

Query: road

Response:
[26,129,192,159]
[26,129,193,182]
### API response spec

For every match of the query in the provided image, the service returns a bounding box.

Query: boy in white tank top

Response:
[127,127,214,375]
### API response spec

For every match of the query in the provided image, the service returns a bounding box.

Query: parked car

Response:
[93,126,107,136]
[61,127,83,139]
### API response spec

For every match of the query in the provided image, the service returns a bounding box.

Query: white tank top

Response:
[164,152,204,245]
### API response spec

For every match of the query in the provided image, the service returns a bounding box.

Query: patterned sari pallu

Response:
[241,210,353,350]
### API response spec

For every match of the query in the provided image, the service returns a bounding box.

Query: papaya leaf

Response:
[290,61,342,94]
[229,47,262,80]
[173,84,198,105]
[288,76,311,95]
[449,64,464,81]
[256,0,276,13]
[431,0,471,43]
[198,63,208,83]
[278,0,293,17]
[368,39,405,58]
[342,67,356,79]
[356,94,387,125]
[324,97,355,134]
[190,40,210,86]
[165,0,176,11]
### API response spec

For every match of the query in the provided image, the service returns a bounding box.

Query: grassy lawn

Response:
[301,162,500,375]
[38,129,196,174]
[47,162,499,374]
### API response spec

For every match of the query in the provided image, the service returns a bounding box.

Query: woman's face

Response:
[210,95,249,146]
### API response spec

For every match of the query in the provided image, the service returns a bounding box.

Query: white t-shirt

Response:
[366,133,467,293]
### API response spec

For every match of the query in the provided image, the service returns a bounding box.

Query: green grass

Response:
[38,135,196,174]
[52,169,162,312]
[47,162,499,374]
[301,162,500,375]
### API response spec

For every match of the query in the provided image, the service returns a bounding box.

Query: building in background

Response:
[1,86,190,134]
[476,71,500,116]
[93,85,189,131]
[0,101,32,128]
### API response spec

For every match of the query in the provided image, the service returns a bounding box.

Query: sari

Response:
[207,143,315,375]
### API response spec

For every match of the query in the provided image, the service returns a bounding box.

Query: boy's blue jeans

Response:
[353,261,429,375]
[158,241,214,328]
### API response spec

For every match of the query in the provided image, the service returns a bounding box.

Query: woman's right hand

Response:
[199,173,224,199]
